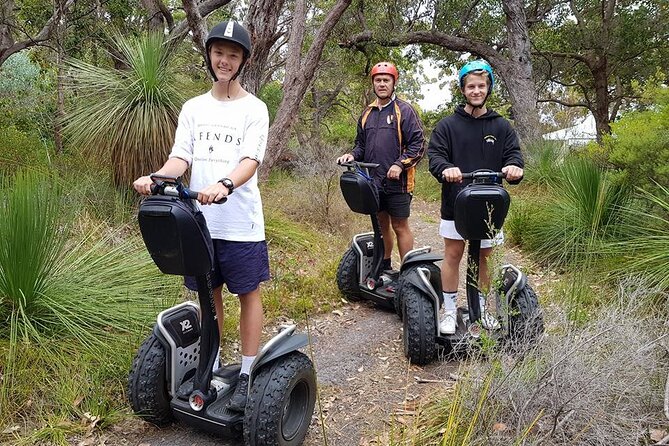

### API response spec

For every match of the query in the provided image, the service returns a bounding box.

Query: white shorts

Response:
[439,219,504,249]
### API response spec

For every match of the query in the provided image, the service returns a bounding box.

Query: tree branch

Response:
[340,30,499,64]
[168,0,233,44]
[181,0,208,55]
[0,0,75,66]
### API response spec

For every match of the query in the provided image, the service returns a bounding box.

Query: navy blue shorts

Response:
[184,240,270,295]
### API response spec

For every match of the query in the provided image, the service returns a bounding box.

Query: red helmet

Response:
[370,61,399,82]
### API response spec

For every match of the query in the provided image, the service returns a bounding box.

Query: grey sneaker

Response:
[479,296,500,330]
[227,373,249,412]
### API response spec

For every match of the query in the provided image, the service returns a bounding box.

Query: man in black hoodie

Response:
[427,60,524,335]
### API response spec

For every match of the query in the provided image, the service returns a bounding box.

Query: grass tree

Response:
[64,32,187,189]
[607,185,669,290]
[0,169,176,346]
[522,157,632,268]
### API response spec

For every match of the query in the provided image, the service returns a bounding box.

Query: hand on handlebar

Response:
[442,167,463,183]
[197,182,229,205]
[336,153,354,165]
[502,165,524,182]
[133,175,154,195]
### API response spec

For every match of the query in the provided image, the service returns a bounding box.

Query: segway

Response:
[128,175,316,445]
[401,170,544,365]
[336,162,442,317]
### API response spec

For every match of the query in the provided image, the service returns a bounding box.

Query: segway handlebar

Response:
[148,173,227,204]
[338,161,380,169]
[461,171,505,180]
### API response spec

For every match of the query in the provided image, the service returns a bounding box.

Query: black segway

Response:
[336,162,442,317]
[401,170,544,365]
[128,175,316,445]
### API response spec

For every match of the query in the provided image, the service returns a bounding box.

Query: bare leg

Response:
[390,216,414,261]
[238,287,263,356]
[377,211,393,261]
[213,285,224,336]
[479,247,493,293]
[441,238,465,292]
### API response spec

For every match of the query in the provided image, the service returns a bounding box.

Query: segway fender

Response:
[401,253,443,271]
[401,267,441,329]
[250,325,309,380]
[500,264,527,297]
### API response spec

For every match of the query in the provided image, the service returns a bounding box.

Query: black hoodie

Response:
[428,105,524,220]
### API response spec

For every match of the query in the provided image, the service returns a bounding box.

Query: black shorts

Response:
[184,240,270,295]
[377,191,412,218]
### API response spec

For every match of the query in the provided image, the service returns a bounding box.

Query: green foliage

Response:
[0,126,50,176]
[0,51,55,139]
[606,185,669,290]
[64,32,187,189]
[0,169,177,346]
[515,157,632,268]
[413,161,441,203]
[0,52,39,94]
[522,140,564,187]
[257,80,283,124]
[601,90,669,193]
[263,207,343,321]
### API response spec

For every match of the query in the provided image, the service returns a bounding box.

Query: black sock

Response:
[382,258,392,270]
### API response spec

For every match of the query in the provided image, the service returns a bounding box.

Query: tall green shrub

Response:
[0,170,177,346]
[65,32,187,189]
[607,185,669,290]
[602,87,669,193]
[521,157,632,267]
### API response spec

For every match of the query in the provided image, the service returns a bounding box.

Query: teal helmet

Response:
[458,60,494,91]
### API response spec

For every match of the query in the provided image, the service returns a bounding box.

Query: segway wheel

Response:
[127,332,173,426]
[396,263,441,321]
[402,284,437,365]
[508,285,544,345]
[244,351,316,446]
[336,247,362,301]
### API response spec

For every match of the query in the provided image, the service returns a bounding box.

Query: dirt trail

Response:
[98,199,544,446]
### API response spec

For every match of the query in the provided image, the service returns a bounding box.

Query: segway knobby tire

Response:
[508,285,544,345]
[402,284,437,365]
[244,351,316,446]
[396,263,441,321]
[336,247,362,301]
[128,332,173,426]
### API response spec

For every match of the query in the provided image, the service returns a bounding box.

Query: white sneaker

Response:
[439,309,458,334]
[212,350,221,372]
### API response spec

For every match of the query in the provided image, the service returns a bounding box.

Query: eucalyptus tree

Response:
[341,0,545,143]
[531,0,669,139]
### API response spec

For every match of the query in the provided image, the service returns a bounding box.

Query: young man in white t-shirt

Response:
[133,21,269,412]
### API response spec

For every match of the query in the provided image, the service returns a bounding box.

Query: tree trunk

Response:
[501,0,542,143]
[54,0,66,154]
[259,0,353,178]
[591,56,611,140]
[243,0,286,95]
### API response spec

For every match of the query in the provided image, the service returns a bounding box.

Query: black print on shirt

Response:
[198,131,242,146]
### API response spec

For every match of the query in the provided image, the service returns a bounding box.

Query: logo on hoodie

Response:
[483,134,497,145]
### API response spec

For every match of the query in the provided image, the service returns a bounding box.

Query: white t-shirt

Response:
[169,91,269,242]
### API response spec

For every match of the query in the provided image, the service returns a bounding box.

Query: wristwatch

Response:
[218,177,235,194]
